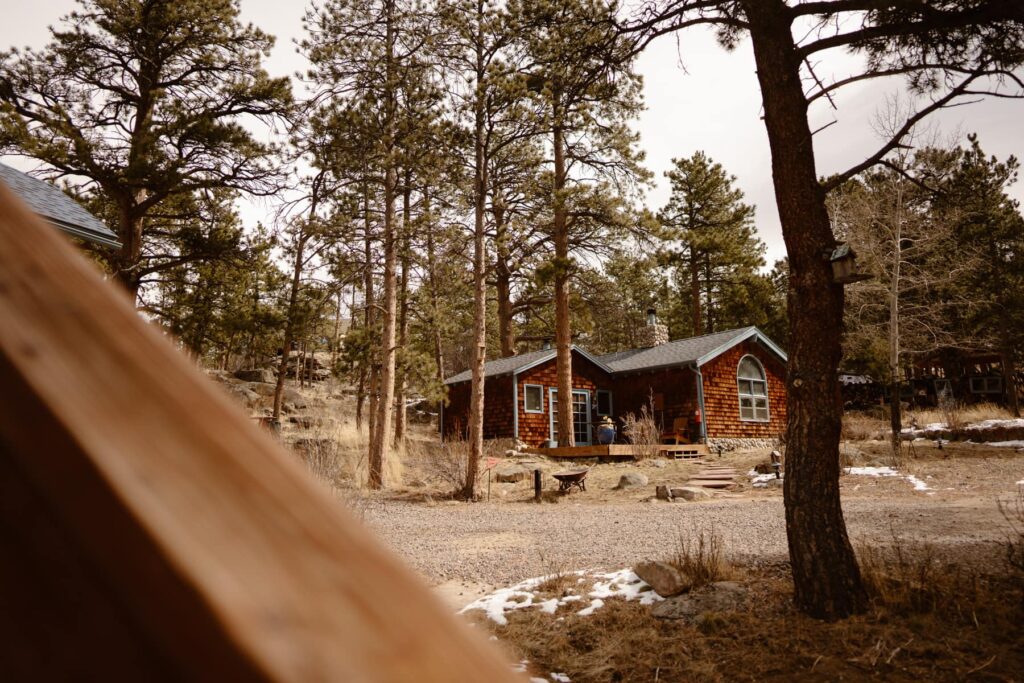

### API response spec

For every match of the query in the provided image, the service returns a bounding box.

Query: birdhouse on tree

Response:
[829,243,870,285]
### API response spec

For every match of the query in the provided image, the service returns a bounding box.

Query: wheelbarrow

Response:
[552,468,589,493]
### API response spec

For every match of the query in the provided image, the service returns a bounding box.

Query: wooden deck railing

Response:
[0,183,518,681]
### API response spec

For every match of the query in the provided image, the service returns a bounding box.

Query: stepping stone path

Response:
[684,465,739,490]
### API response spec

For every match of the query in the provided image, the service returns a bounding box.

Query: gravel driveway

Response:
[361,495,1012,589]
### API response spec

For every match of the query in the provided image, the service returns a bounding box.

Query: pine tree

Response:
[657,152,763,336]
[514,0,647,446]
[0,0,291,302]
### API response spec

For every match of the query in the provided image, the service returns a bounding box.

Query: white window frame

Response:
[737,354,770,423]
[523,383,545,413]
[596,389,613,417]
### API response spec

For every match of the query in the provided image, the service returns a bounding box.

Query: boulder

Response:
[613,472,649,490]
[651,581,747,622]
[224,384,260,407]
[634,561,691,597]
[655,485,672,501]
[246,382,277,397]
[670,486,712,502]
[234,368,275,383]
[494,464,532,483]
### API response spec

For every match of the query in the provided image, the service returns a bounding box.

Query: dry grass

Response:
[482,558,1023,683]
[669,525,737,589]
[842,412,889,441]
[906,401,1011,430]
[857,531,975,615]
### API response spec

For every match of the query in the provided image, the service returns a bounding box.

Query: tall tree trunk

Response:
[361,181,377,437]
[888,217,903,457]
[331,285,343,371]
[1002,347,1021,417]
[462,1,488,498]
[743,0,867,620]
[115,200,145,303]
[394,180,412,450]
[494,201,516,357]
[690,253,702,336]
[273,232,308,424]
[368,0,398,490]
[552,116,574,447]
[424,191,445,387]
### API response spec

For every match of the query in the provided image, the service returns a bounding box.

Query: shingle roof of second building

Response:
[0,163,120,248]
[444,326,786,384]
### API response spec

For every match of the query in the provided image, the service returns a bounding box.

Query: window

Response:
[523,384,544,413]
[969,376,1002,394]
[596,390,613,417]
[737,355,769,422]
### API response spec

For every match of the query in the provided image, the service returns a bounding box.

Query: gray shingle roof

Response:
[0,163,120,248]
[444,347,555,385]
[598,327,754,373]
[444,327,786,384]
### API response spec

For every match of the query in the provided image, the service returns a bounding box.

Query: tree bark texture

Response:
[368,0,398,489]
[494,203,516,358]
[552,119,574,447]
[743,0,867,619]
[463,2,488,499]
[394,182,411,450]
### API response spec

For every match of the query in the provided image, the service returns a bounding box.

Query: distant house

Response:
[0,163,120,249]
[442,316,787,450]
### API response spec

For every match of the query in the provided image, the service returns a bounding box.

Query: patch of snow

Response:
[513,660,530,673]
[748,469,780,487]
[538,598,559,614]
[966,419,1024,431]
[845,466,934,494]
[588,569,663,606]
[550,674,572,682]
[989,440,1024,448]
[904,474,935,495]
[461,568,662,623]
[847,466,900,477]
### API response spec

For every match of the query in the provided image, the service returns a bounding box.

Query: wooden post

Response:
[534,469,542,502]
[0,184,518,681]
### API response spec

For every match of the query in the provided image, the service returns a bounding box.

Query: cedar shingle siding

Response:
[442,327,786,447]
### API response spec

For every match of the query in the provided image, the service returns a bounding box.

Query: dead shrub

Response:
[938,395,965,435]
[622,403,660,461]
[534,549,574,597]
[669,525,736,589]
[419,436,475,493]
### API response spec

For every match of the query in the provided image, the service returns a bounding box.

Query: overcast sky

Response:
[3,0,1022,266]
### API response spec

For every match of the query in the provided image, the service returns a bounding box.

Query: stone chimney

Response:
[636,308,669,348]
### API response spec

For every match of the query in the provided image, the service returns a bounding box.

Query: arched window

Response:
[737,355,769,422]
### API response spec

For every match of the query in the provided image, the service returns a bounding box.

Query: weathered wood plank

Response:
[0,184,518,681]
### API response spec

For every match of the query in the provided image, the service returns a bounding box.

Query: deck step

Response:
[684,479,736,489]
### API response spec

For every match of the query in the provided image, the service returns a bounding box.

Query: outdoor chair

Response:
[661,417,690,445]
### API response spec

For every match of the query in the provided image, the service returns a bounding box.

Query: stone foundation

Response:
[706,437,780,452]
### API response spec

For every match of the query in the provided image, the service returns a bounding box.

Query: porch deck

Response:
[523,443,708,460]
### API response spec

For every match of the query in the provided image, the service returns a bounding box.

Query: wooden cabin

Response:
[442,324,787,450]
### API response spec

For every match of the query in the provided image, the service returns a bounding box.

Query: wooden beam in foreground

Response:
[0,183,519,681]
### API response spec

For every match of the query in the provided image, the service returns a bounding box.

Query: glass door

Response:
[549,389,591,445]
